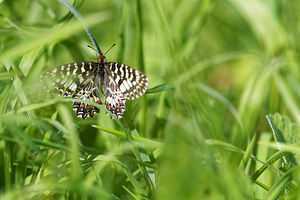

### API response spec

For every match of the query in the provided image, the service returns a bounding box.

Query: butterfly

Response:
[42,49,148,119]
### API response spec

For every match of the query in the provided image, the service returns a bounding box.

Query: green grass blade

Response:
[146,83,174,94]
[239,134,256,171]
[91,125,161,148]
[58,104,82,180]
[264,166,299,200]
[0,11,111,64]
[57,0,102,54]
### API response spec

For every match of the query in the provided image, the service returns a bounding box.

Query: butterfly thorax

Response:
[97,54,108,92]
[97,53,106,64]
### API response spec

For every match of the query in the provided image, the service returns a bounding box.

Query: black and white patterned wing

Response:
[42,62,103,119]
[107,62,148,100]
[101,67,126,119]
[42,62,97,97]
[71,82,103,119]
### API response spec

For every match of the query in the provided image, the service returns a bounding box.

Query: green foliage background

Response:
[1,0,300,199]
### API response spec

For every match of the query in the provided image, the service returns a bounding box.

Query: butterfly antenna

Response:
[87,45,99,53]
[87,45,101,58]
[104,44,116,56]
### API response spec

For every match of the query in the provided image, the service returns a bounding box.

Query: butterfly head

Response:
[97,44,116,64]
[97,53,106,64]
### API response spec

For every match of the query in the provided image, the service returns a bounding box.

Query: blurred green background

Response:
[1,0,300,199]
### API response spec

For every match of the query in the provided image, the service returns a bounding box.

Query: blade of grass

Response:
[251,151,287,182]
[116,119,155,194]
[228,0,287,55]
[84,143,148,197]
[122,185,139,200]
[13,74,33,119]
[0,11,111,64]
[259,141,300,154]
[57,0,102,54]
[0,135,69,152]
[58,104,82,180]
[197,83,244,131]
[264,166,299,200]
[91,124,161,148]
[206,139,280,175]
[146,83,174,94]
[7,126,42,155]
[176,51,246,84]
[17,99,60,113]
[134,0,148,137]
[274,73,300,125]
[116,0,127,62]
[239,134,256,171]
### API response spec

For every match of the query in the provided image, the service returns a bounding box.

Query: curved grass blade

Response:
[239,134,256,171]
[146,83,174,94]
[0,11,111,64]
[91,125,161,148]
[251,151,287,182]
[264,166,300,200]
[17,99,60,113]
[197,83,244,131]
[57,0,102,54]
[58,104,82,180]
[116,119,155,192]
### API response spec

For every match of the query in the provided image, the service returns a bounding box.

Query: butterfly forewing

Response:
[43,62,96,96]
[107,62,148,100]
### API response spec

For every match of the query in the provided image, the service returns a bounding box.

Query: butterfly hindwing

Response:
[70,71,103,119]
[107,62,148,100]
[72,90,102,119]
[101,68,126,119]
